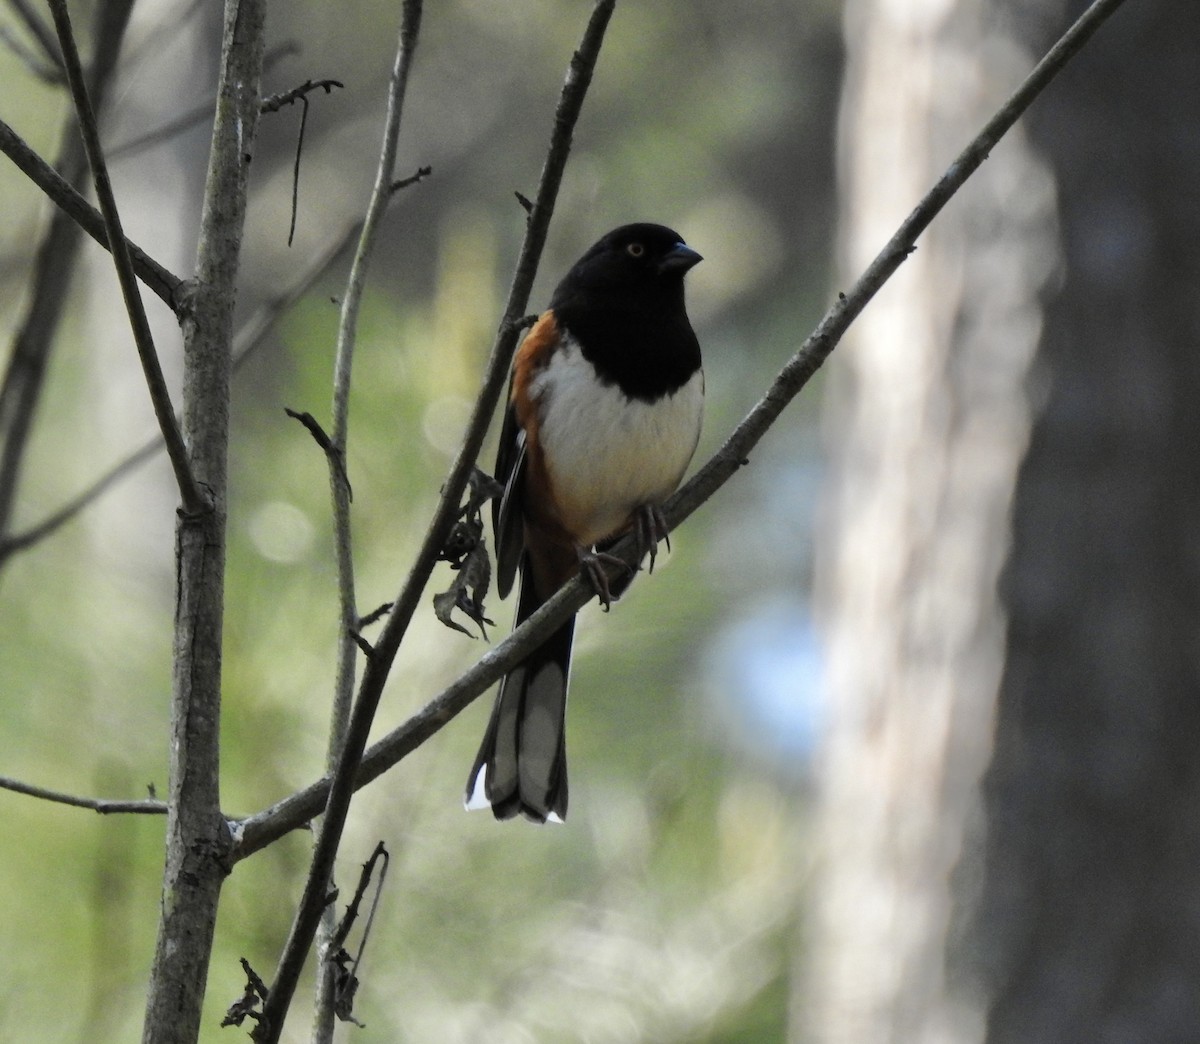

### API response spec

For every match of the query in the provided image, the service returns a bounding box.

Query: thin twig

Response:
[255,6,424,1039]
[0,774,167,815]
[231,0,1130,862]
[48,0,204,515]
[108,101,216,161]
[390,163,432,193]
[285,407,352,499]
[260,77,344,113]
[0,434,162,566]
[329,842,388,1026]
[259,79,344,247]
[329,841,389,952]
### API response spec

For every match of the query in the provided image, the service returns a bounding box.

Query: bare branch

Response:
[285,407,352,498]
[260,77,344,113]
[390,163,432,193]
[47,0,204,516]
[0,434,161,567]
[257,3,424,1037]
[107,101,216,161]
[259,79,345,247]
[0,24,60,82]
[231,0,1131,862]
[0,774,167,815]
[328,842,389,1027]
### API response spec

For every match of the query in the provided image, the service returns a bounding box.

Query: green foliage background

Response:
[0,1,840,1039]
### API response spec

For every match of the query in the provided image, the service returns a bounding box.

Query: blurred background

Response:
[2,0,1197,1042]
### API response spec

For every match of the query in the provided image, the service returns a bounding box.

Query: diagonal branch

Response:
[47,0,205,515]
[231,0,1130,862]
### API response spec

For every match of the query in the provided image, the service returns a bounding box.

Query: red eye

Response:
[626,242,645,258]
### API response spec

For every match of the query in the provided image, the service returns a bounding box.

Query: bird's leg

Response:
[577,505,671,609]
[633,503,671,574]
[576,545,633,612]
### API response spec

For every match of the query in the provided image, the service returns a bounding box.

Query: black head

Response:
[549,223,703,400]
[551,223,702,309]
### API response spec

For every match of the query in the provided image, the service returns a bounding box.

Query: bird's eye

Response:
[626,242,645,258]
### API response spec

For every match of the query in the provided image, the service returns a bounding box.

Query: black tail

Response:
[465,574,574,823]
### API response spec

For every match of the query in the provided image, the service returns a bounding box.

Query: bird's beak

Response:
[658,242,703,275]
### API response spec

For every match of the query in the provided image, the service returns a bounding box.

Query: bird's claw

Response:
[578,549,633,611]
[633,504,671,574]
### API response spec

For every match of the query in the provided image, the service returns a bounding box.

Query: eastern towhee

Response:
[465,223,704,823]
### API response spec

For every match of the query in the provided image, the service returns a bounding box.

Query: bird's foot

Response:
[577,547,633,612]
[633,503,671,574]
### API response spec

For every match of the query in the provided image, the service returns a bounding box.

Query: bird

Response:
[465,223,704,823]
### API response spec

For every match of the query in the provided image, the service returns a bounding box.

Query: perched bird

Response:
[466,223,704,823]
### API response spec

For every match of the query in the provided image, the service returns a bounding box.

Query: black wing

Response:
[493,399,526,599]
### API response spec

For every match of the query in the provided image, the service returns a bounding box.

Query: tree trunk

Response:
[959,2,1200,1039]
[140,3,265,1041]
[801,0,1055,1039]
[806,1,1200,1042]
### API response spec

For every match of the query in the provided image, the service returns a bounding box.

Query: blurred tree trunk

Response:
[804,1,1200,1042]
[802,0,1055,1036]
[958,2,1200,1040]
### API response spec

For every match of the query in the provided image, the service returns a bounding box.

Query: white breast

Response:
[530,337,703,547]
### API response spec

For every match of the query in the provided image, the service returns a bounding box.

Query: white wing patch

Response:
[530,336,703,547]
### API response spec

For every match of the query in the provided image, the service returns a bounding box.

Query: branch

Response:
[231,0,1130,860]
[0,0,146,546]
[47,0,204,516]
[140,0,267,1039]
[256,5,425,1038]
[390,163,431,193]
[260,77,344,113]
[0,118,184,307]
[259,79,345,247]
[0,774,167,815]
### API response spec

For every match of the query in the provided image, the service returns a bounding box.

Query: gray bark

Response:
[803,0,1056,1039]
[140,3,266,1041]
[960,2,1200,1039]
